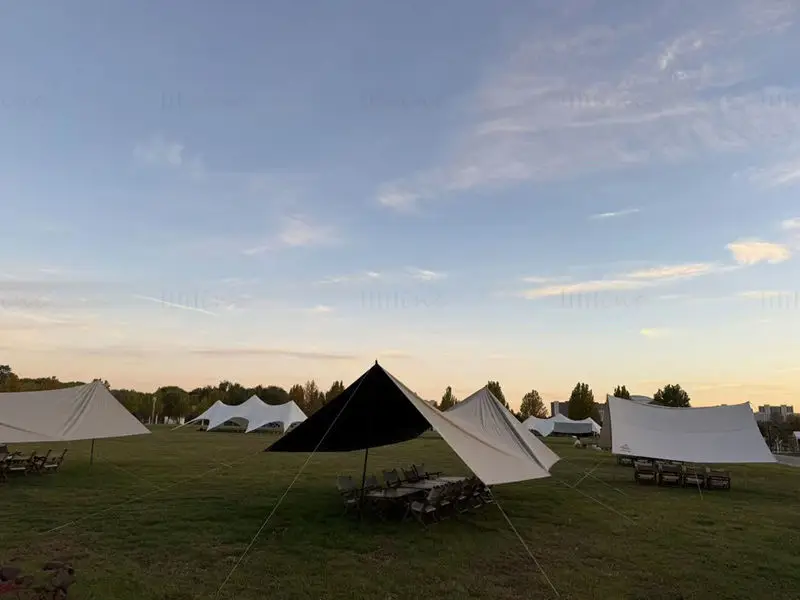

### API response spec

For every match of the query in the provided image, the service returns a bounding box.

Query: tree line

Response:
[0,364,345,422]
[0,364,692,425]
[435,381,692,423]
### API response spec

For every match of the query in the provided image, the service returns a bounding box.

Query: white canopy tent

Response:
[0,380,149,443]
[446,386,559,472]
[183,396,307,433]
[523,413,600,437]
[245,400,306,433]
[607,395,775,463]
[599,394,653,448]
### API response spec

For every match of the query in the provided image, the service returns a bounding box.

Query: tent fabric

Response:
[446,387,560,471]
[599,395,653,449]
[245,401,307,433]
[0,381,149,443]
[185,396,307,433]
[523,413,600,436]
[607,396,775,463]
[268,363,557,485]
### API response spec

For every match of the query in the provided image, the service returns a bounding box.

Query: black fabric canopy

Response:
[266,362,430,452]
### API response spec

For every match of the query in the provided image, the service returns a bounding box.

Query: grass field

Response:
[2,427,799,600]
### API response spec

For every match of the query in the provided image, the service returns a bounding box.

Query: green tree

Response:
[653,384,690,407]
[303,380,325,414]
[519,389,547,420]
[156,386,188,419]
[568,382,595,420]
[439,386,457,411]
[261,385,290,405]
[0,365,12,386]
[288,383,305,410]
[487,381,508,408]
[325,380,345,403]
[613,385,630,399]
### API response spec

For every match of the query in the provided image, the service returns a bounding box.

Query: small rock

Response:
[0,566,21,581]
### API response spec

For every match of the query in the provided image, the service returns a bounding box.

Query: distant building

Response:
[550,401,569,418]
[755,405,795,423]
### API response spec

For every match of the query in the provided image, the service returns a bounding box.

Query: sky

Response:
[2,0,800,410]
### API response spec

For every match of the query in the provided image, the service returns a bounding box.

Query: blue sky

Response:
[2,0,800,408]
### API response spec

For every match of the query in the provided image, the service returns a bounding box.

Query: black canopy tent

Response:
[267,361,438,515]
[266,361,430,453]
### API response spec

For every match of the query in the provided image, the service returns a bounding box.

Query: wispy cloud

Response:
[190,347,358,360]
[589,208,640,219]
[243,215,339,255]
[738,290,785,299]
[317,268,445,284]
[640,328,672,338]
[726,239,791,264]
[406,267,447,281]
[375,2,800,209]
[781,217,800,230]
[133,135,204,175]
[747,157,800,187]
[308,305,333,314]
[521,262,724,298]
[133,294,217,316]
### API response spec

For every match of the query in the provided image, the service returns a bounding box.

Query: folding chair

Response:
[382,469,402,488]
[410,487,441,525]
[634,460,657,484]
[402,466,420,483]
[7,451,37,476]
[31,449,51,474]
[42,449,67,473]
[336,475,359,515]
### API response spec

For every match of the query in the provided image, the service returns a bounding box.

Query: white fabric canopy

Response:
[0,381,149,443]
[793,431,800,441]
[386,373,556,484]
[608,395,775,463]
[184,396,307,433]
[447,386,559,471]
[523,413,600,436]
[244,400,306,433]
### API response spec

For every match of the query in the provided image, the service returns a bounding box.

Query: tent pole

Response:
[358,447,369,519]
[90,439,95,465]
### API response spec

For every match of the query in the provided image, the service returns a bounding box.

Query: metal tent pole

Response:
[358,447,369,519]
[90,439,95,465]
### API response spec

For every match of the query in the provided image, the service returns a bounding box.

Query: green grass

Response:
[2,427,799,599]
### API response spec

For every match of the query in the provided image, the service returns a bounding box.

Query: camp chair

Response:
[633,460,657,484]
[682,464,705,488]
[336,476,359,514]
[410,487,442,525]
[616,455,634,467]
[412,464,442,480]
[657,462,682,486]
[30,449,51,473]
[42,449,67,473]
[382,469,402,488]
[401,466,420,483]
[705,467,731,490]
[7,450,37,476]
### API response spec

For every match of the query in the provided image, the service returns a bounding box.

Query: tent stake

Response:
[90,439,95,465]
[358,447,369,519]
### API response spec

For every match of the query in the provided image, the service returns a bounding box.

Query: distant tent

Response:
[607,395,775,463]
[446,386,559,471]
[523,413,600,437]
[181,396,307,433]
[0,381,150,443]
[268,362,557,485]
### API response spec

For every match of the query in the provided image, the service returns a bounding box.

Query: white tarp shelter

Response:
[607,395,775,463]
[183,396,307,433]
[0,380,149,443]
[446,386,559,472]
[523,413,600,436]
[599,394,653,448]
